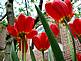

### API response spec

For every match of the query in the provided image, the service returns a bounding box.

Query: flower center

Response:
[77,34,81,38]
[60,15,71,24]
[18,32,26,39]
[40,48,46,51]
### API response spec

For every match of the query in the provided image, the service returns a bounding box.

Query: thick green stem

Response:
[42,50,44,61]
[24,40,26,61]
[64,19,77,61]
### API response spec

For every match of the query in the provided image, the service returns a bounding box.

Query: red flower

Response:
[26,29,38,39]
[45,0,73,23]
[76,52,81,61]
[50,23,59,37]
[7,14,37,39]
[64,0,73,18]
[32,32,50,51]
[7,24,18,37]
[69,22,77,38]
[73,18,81,37]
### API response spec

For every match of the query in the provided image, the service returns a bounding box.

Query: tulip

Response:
[7,14,38,61]
[32,32,50,60]
[7,24,18,37]
[73,18,81,37]
[50,23,59,37]
[32,30,59,61]
[7,14,37,39]
[32,32,50,51]
[69,22,77,38]
[45,0,73,23]
[76,52,81,61]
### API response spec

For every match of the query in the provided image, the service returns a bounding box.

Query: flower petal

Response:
[14,14,27,32]
[73,18,81,35]
[69,23,77,39]
[50,24,59,37]
[54,1,69,16]
[40,32,50,51]
[25,16,35,32]
[40,32,48,42]
[45,2,61,22]
[64,0,73,17]
[26,29,38,39]
[76,52,81,61]
[32,36,41,50]
[52,1,67,18]
[7,24,18,37]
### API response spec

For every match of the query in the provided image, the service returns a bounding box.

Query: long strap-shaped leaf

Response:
[35,5,65,61]
[66,27,75,61]
[11,51,19,61]
[64,20,77,61]
[30,47,36,61]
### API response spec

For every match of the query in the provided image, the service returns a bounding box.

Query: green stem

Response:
[30,47,36,61]
[64,19,77,61]
[21,40,22,61]
[42,50,44,61]
[24,40,26,61]
[77,35,81,43]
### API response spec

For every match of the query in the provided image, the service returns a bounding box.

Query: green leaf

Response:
[66,27,75,61]
[64,20,77,61]
[0,30,2,33]
[31,0,34,2]
[2,20,8,26]
[11,39,19,61]
[30,47,36,61]
[48,47,55,61]
[35,5,65,61]
[11,51,19,61]
[19,8,25,12]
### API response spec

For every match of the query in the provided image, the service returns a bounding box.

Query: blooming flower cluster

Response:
[7,14,37,52]
[6,0,81,61]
